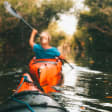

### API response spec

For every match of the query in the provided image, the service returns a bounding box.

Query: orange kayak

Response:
[29,58,63,93]
[0,73,67,112]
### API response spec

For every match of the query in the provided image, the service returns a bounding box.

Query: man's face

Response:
[40,32,49,45]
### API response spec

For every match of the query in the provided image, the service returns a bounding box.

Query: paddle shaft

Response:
[63,59,74,69]
[21,18,33,30]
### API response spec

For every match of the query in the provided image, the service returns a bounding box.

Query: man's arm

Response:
[29,29,38,48]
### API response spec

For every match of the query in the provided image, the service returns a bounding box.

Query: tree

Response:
[0,0,74,32]
[74,0,112,51]
[46,21,66,47]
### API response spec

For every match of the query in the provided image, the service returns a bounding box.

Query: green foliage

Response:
[72,27,91,51]
[74,0,112,51]
[0,0,73,46]
[46,22,66,47]
[0,0,74,32]
[85,0,112,9]
[50,32,66,47]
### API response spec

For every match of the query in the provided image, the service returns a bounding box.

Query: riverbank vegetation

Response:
[72,0,112,72]
[73,0,112,52]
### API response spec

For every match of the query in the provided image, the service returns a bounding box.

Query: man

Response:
[29,29,64,59]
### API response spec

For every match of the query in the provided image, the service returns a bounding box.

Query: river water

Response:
[0,51,112,112]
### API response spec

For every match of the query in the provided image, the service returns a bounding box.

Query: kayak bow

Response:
[0,73,67,112]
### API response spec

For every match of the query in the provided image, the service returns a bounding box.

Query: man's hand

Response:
[32,29,38,35]
[59,55,65,60]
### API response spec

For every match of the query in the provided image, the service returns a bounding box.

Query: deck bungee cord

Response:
[11,75,35,112]
[13,76,30,94]
[12,97,35,112]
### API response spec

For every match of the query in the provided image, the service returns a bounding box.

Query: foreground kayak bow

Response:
[0,73,67,112]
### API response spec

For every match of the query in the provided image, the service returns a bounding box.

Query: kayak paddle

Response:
[4,1,33,30]
[63,59,74,69]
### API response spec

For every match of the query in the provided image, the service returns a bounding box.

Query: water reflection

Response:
[59,64,112,112]
[74,50,112,73]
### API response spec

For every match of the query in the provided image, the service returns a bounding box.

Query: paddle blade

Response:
[4,1,21,19]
